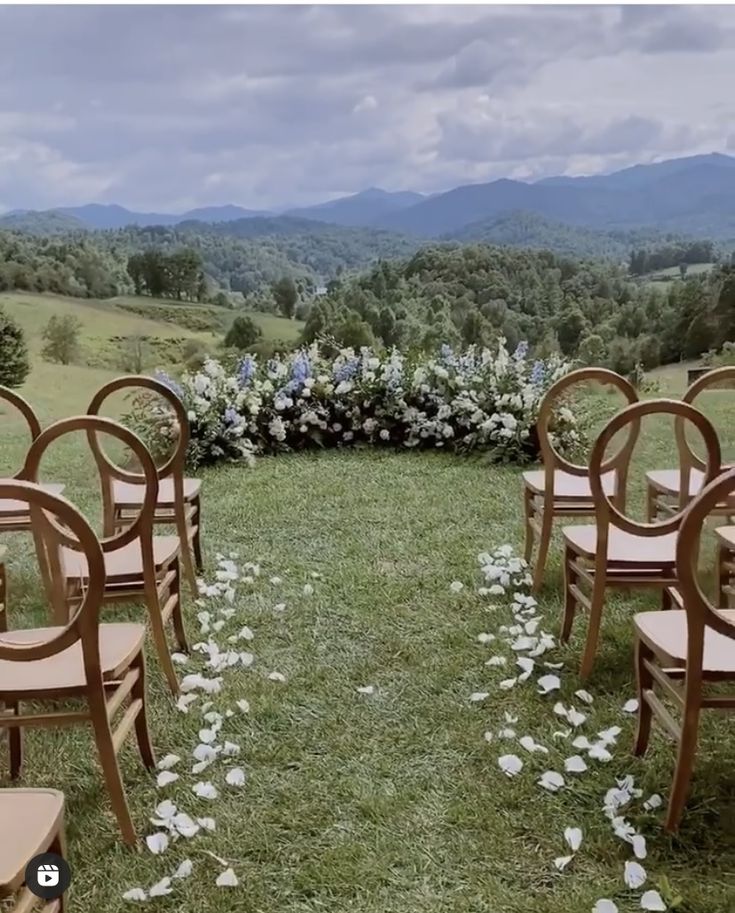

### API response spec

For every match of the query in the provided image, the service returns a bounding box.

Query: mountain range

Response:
[3,152,735,243]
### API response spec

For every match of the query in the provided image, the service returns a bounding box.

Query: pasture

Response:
[1,359,735,913]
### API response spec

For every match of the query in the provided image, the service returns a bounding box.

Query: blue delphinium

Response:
[291,351,311,383]
[237,355,256,388]
[334,357,360,383]
[224,407,239,425]
[154,370,185,401]
[514,340,529,360]
[530,360,545,386]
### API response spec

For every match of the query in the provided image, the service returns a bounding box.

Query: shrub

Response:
[224,316,262,350]
[41,314,82,365]
[128,339,581,469]
[0,306,30,387]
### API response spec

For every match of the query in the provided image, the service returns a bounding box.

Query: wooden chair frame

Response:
[0,480,155,845]
[634,467,735,831]
[0,387,49,539]
[523,368,639,592]
[87,375,202,594]
[22,415,188,696]
[562,399,722,679]
[0,788,67,912]
[646,366,735,520]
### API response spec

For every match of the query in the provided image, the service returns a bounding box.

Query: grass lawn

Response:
[0,291,303,372]
[1,362,735,912]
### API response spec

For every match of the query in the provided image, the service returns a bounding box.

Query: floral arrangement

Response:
[130,340,582,468]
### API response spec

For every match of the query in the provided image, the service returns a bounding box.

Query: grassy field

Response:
[1,362,735,913]
[641,262,714,292]
[0,291,303,372]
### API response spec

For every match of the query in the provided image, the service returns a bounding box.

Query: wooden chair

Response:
[87,376,202,595]
[0,387,64,535]
[523,368,639,592]
[0,788,67,912]
[561,399,722,680]
[646,366,735,520]
[22,415,188,696]
[634,466,735,832]
[0,480,155,845]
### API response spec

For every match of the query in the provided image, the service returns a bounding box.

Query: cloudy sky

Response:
[1,4,734,213]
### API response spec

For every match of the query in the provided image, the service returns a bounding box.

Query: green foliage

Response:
[0,306,30,387]
[127,248,205,300]
[629,239,714,275]
[118,334,152,373]
[224,315,263,350]
[272,276,298,318]
[114,300,228,333]
[41,314,82,365]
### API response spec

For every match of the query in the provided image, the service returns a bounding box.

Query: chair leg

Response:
[579,571,606,680]
[8,702,23,779]
[646,483,658,523]
[179,528,199,597]
[532,505,554,594]
[523,486,534,564]
[665,681,702,833]
[169,558,188,653]
[88,691,137,845]
[48,826,68,913]
[717,545,729,609]
[131,651,156,770]
[633,638,654,756]
[560,545,577,644]
[192,496,203,573]
[144,576,180,696]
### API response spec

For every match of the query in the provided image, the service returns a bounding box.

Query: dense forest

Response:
[302,245,735,373]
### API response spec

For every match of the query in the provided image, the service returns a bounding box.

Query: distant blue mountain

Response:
[2,202,271,230]
[285,187,425,227]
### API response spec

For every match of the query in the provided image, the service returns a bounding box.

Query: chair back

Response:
[22,415,159,561]
[589,399,721,541]
[0,387,42,478]
[537,368,639,497]
[0,480,106,671]
[676,367,735,501]
[677,466,735,648]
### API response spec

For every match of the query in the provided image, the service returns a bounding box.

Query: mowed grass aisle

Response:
[1,373,735,911]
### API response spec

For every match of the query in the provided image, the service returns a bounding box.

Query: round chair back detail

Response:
[0,387,42,478]
[22,415,160,555]
[537,367,639,480]
[678,466,735,643]
[589,398,722,539]
[675,366,735,479]
[86,375,189,485]
[0,480,105,664]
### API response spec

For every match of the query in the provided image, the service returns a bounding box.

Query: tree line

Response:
[628,240,715,276]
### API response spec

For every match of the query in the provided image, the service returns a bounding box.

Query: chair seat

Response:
[522,468,616,499]
[646,468,705,497]
[635,609,735,672]
[113,477,201,509]
[0,623,144,694]
[563,525,677,564]
[0,483,65,518]
[62,536,180,582]
[715,525,735,549]
[0,788,64,892]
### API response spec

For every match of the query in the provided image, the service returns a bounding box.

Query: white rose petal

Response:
[538,770,565,792]
[156,771,179,788]
[537,674,561,694]
[575,689,594,704]
[157,754,181,770]
[123,888,148,902]
[623,698,640,713]
[145,833,169,855]
[564,755,588,774]
[193,782,218,800]
[216,868,239,888]
[498,754,523,777]
[643,794,662,811]
[625,860,647,889]
[640,890,666,911]
[593,902,618,913]
[173,859,193,879]
[632,834,648,859]
[554,854,573,871]
[564,826,582,852]
[357,685,375,695]
[450,581,464,593]
[236,699,251,714]
[225,767,247,787]
[469,692,489,702]
[149,878,173,898]
[268,671,286,682]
